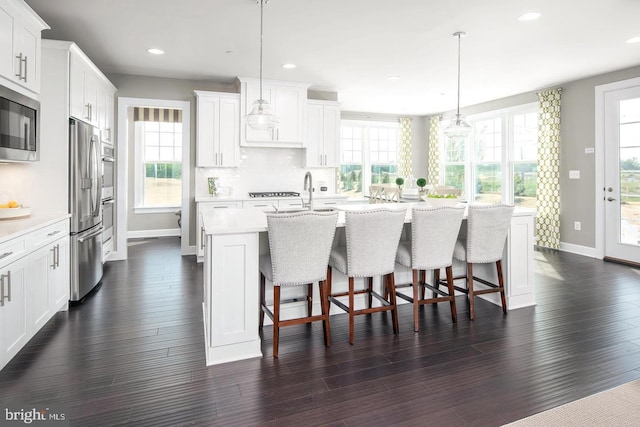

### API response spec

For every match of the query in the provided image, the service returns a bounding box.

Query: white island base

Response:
[201,204,536,366]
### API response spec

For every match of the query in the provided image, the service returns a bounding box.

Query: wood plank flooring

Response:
[1,238,640,426]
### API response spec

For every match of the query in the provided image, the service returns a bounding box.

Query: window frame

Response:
[440,102,538,205]
[134,120,184,213]
[339,119,400,198]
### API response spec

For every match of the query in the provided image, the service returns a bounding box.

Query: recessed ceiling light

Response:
[282,63,296,69]
[518,12,541,21]
[146,48,165,55]
[626,36,640,44]
[387,75,401,80]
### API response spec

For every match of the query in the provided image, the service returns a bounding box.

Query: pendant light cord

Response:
[454,31,464,120]
[259,0,264,101]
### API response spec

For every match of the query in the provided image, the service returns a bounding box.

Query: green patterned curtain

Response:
[536,88,562,249]
[398,117,413,179]
[427,116,441,186]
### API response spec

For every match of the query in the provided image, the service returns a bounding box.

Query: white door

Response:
[604,85,640,263]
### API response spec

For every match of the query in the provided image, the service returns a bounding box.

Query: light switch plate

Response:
[569,170,580,179]
[585,147,595,154]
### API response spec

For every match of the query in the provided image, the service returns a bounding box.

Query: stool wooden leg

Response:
[420,270,426,300]
[388,273,399,335]
[307,283,313,317]
[412,269,420,332]
[327,266,333,297]
[259,273,266,330]
[497,260,507,314]
[348,277,355,345]
[319,279,331,347]
[445,266,457,323]
[467,263,475,321]
[367,277,374,308]
[273,285,281,358]
[433,268,440,298]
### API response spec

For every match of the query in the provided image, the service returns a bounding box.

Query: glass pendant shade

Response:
[246,99,277,130]
[444,113,471,137]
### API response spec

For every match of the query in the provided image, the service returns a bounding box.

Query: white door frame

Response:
[112,97,191,260]
[594,76,640,259]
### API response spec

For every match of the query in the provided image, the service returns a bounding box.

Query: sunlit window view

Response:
[338,121,399,199]
[619,98,640,245]
[441,106,538,206]
[137,120,182,208]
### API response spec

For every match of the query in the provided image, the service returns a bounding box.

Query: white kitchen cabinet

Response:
[238,77,309,147]
[313,197,347,208]
[0,254,28,369]
[305,100,340,167]
[0,217,70,371]
[70,51,99,125]
[0,0,48,96]
[243,200,277,211]
[195,91,240,167]
[101,89,115,143]
[196,201,242,259]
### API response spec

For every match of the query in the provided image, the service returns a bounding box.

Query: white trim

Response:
[594,76,640,260]
[133,206,181,214]
[128,228,181,239]
[559,242,600,258]
[115,97,192,261]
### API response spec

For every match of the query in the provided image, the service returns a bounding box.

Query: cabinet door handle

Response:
[220,153,223,165]
[324,154,327,165]
[200,227,205,250]
[22,56,28,82]
[0,252,13,260]
[50,246,56,269]
[15,53,23,79]
[277,128,279,140]
[0,273,5,307]
[56,244,60,268]
[85,104,92,120]
[47,230,61,237]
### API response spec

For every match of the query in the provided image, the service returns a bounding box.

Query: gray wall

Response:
[432,64,640,249]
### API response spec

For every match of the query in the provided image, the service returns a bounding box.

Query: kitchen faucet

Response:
[302,171,314,210]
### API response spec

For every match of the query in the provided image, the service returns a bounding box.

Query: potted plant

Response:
[416,178,427,196]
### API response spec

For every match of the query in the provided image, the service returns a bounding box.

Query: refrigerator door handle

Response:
[90,135,102,218]
[78,226,104,244]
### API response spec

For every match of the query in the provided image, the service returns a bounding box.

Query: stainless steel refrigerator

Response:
[69,118,104,301]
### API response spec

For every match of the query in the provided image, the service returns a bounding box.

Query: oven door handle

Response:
[102,198,115,205]
[102,156,115,163]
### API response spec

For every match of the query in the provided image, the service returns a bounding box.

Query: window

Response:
[135,119,183,209]
[338,120,399,198]
[441,103,538,207]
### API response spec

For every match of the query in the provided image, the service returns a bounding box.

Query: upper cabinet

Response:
[0,0,48,97]
[305,100,340,167]
[237,77,309,147]
[195,91,240,167]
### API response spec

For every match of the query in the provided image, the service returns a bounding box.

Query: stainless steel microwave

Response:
[0,85,39,162]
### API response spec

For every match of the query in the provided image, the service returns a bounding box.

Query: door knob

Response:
[607,197,615,202]
[607,187,613,192]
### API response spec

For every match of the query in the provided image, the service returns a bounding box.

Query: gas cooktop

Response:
[248,191,300,198]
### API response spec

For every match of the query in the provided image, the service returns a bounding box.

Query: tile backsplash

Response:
[195,147,337,198]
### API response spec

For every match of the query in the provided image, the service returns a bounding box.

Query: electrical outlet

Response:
[569,170,580,179]
[574,221,581,231]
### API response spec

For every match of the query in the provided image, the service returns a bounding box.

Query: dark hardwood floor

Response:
[1,238,640,426]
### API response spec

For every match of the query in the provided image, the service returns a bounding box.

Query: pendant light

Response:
[444,31,472,138]
[246,0,278,130]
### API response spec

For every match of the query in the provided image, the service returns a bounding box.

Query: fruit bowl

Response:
[0,207,31,219]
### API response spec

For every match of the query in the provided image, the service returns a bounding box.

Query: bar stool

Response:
[327,208,406,344]
[259,210,338,358]
[394,206,465,331]
[452,204,515,320]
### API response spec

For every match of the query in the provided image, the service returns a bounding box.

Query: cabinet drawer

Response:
[243,201,277,211]
[28,220,69,249]
[0,237,27,269]
[199,202,241,212]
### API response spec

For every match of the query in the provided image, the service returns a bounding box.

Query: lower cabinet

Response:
[0,218,70,371]
[196,202,241,259]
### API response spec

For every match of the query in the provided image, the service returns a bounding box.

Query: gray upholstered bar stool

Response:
[327,208,407,344]
[259,210,338,358]
[394,206,465,332]
[452,204,515,320]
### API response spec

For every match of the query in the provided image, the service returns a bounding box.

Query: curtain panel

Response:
[427,116,441,186]
[398,117,413,179]
[133,107,182,123]
[536,88,562,249]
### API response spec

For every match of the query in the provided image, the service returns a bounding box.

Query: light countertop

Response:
[202,203,536,235]
[0,212,70,245]
[196,193,347,203]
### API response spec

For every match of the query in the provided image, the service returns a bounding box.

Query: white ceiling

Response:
[24,0,640,116]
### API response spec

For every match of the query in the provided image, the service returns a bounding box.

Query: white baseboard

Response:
[559,242,600,258]
[184,245,197,256]
[128,228,181,239]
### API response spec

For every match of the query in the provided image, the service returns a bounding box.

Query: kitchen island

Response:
[201,203,536,365]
